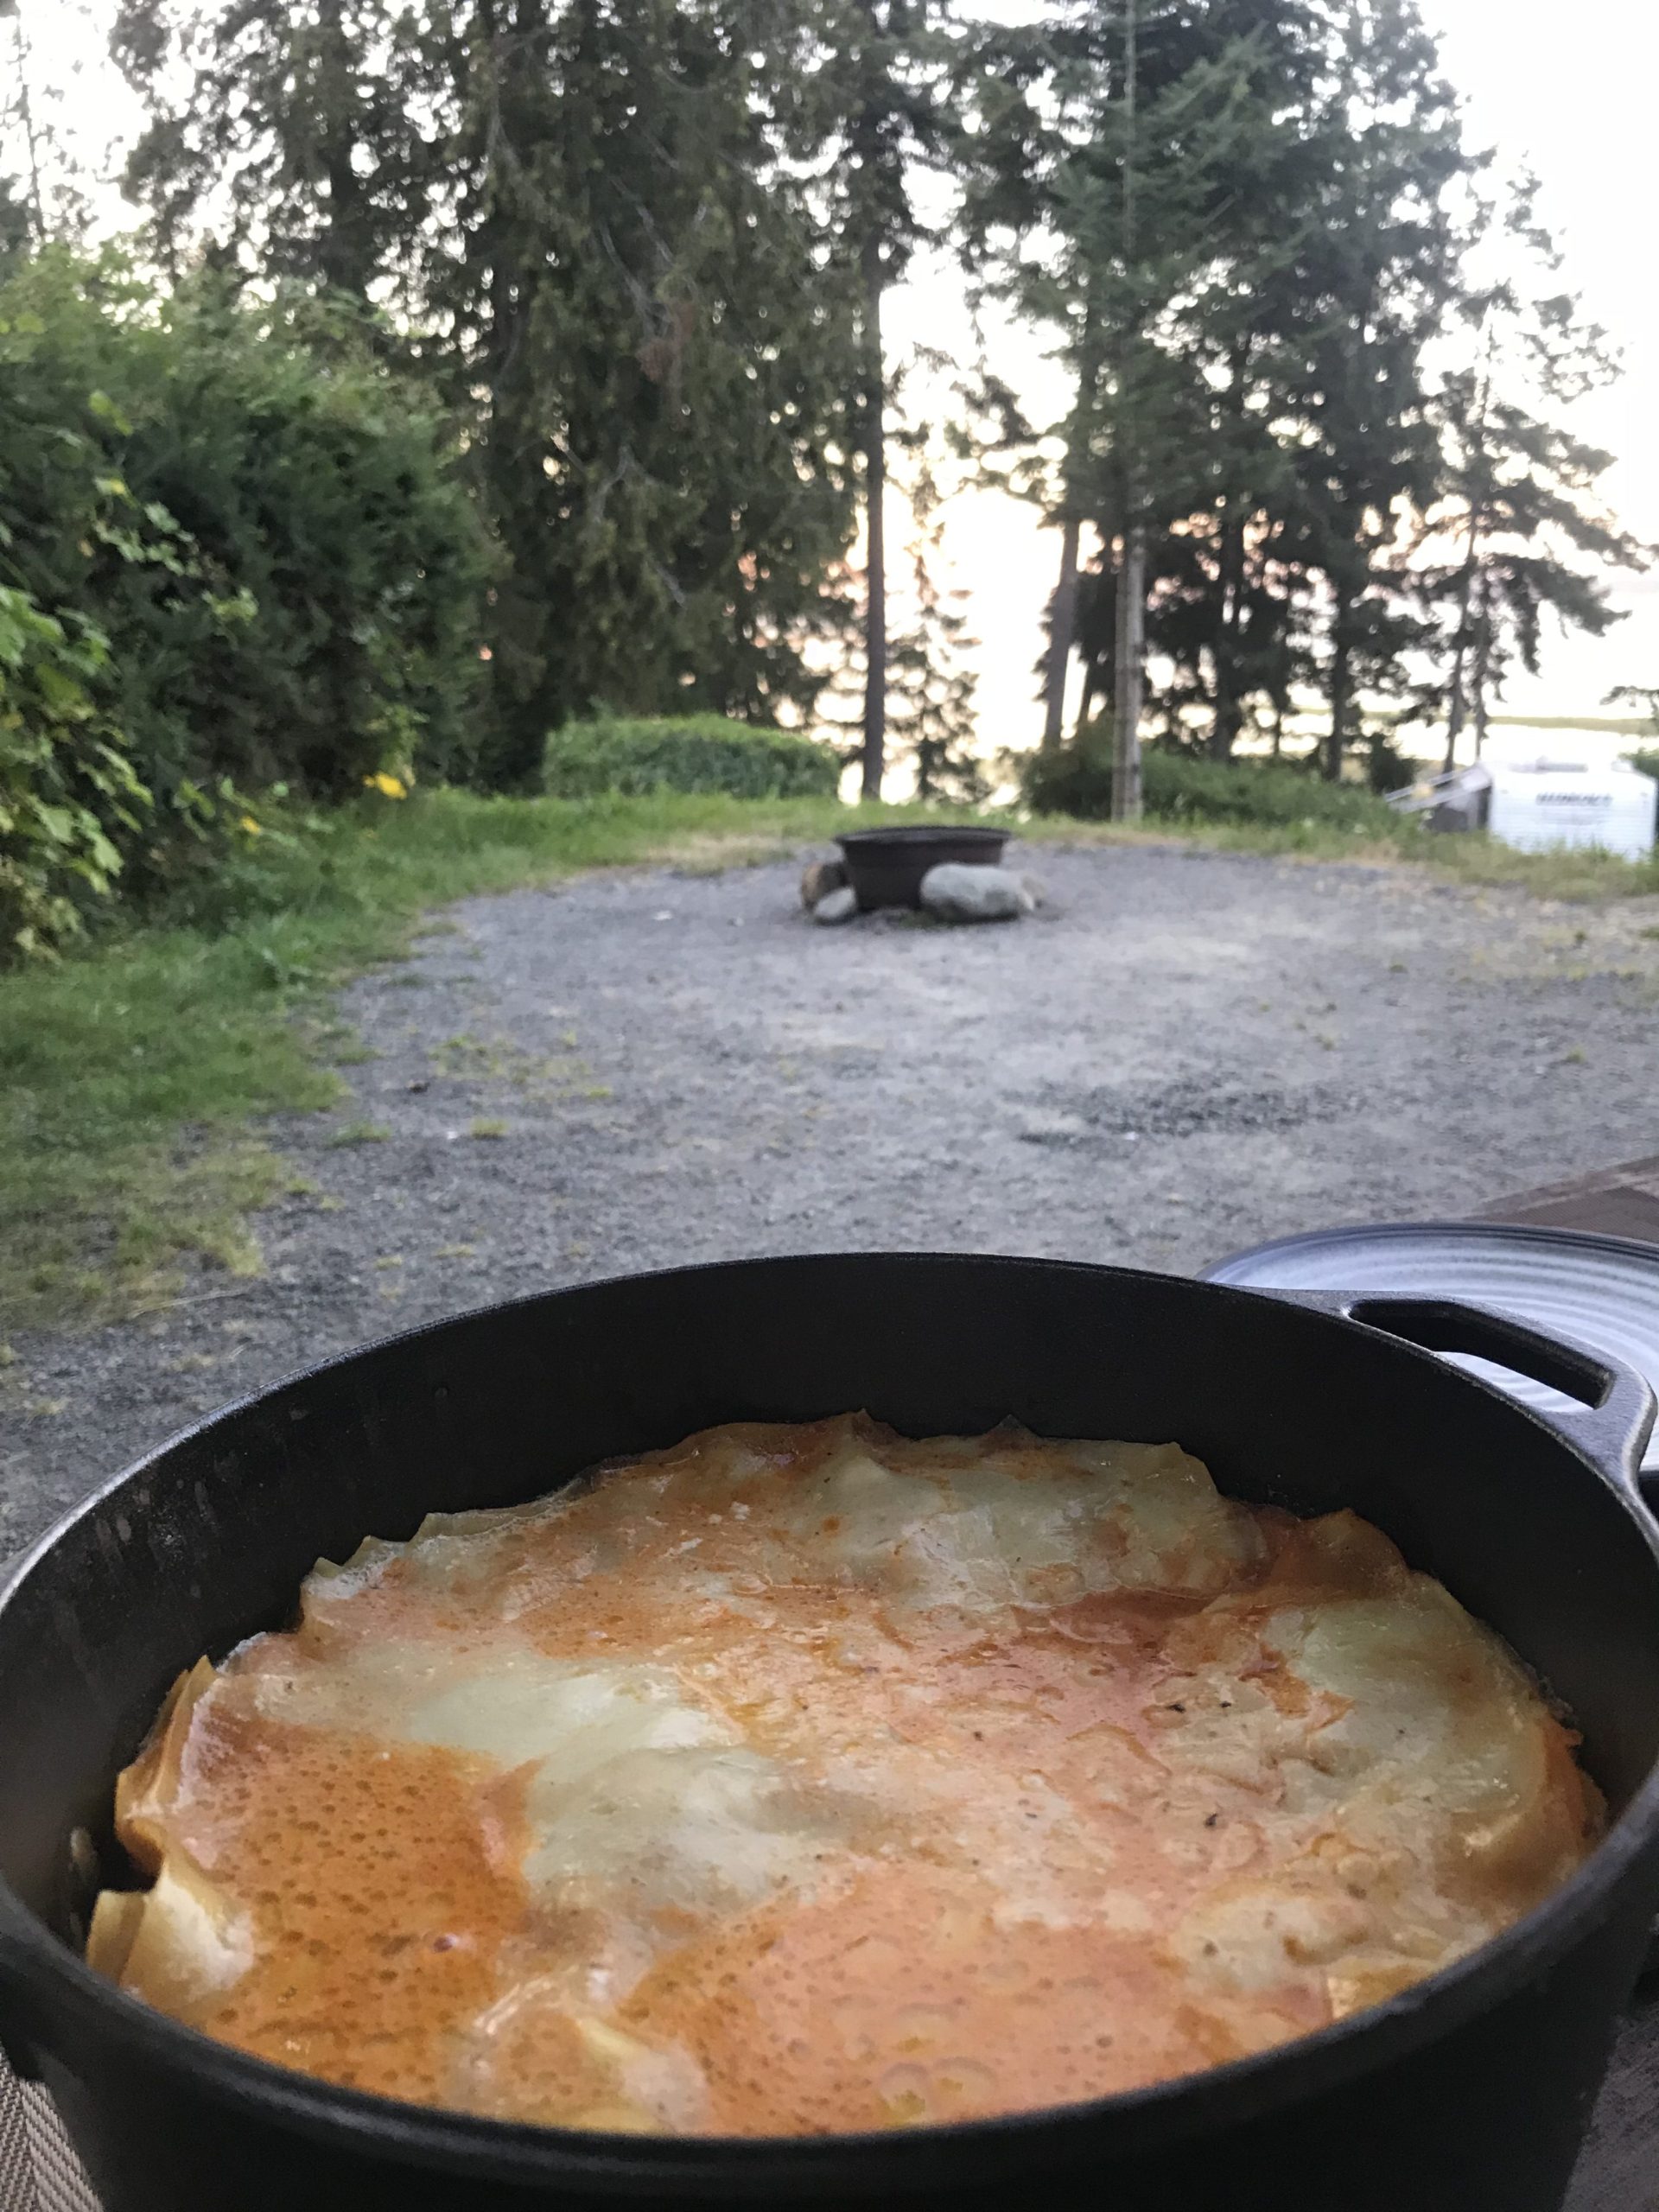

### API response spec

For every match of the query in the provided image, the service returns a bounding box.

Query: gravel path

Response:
[4,837,1658,1561]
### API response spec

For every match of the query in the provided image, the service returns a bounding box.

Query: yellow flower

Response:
[365,772,409,799]
[238,814,263,836]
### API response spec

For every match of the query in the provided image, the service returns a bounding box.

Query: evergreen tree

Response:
[2,0,92,245]
[1281,0,1471,778]
[966,0,1614,783]
[107,0,1649,791]
[1605,684,1659,740]
[806,0,962,800]
[405,0,867,779]
[1421,186,1648,766]
[112,0,865,785]
[962,0,1331,773]
[1046,0,1475,776]
[0,175,33,268]
[887,534,985,801]
[111,0,430,305]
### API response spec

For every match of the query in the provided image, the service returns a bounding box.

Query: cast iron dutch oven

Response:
[2,1255,1657,2212]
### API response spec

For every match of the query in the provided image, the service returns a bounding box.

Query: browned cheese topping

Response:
[89,1416,1601,2134]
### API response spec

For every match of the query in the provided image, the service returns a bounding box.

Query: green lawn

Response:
[2,786,1655,1333]
[1039,810,1659,899]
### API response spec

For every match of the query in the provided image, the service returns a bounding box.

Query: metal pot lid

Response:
[1202,1221,1659,1471]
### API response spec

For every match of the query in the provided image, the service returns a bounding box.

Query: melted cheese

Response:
[87,1414,1601,2133]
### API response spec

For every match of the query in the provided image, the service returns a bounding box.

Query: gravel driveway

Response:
[4,836,1657,1560]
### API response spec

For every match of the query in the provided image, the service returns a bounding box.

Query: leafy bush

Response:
[1019,726,1408,837]
[1624,747,1659,783]
[0,587,151,957]
[543,715,839,800]
[0,247,488,950]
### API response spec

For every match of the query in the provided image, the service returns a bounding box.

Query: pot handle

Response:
[0,1951,41,2082]
[0,1910,41,2079]
[1264,1289,1658,1504]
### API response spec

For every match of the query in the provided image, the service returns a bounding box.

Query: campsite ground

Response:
[5,832,1656,1560]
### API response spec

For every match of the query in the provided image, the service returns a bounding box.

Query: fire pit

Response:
[836,825,1010,912]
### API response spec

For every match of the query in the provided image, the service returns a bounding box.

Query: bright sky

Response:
[12,0,1659,756]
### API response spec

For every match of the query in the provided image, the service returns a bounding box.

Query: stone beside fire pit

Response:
[810,882,859,925]
[918,862,1035,923]
[799,859,849,912]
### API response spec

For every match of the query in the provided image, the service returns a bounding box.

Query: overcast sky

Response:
[13,0,1657,754]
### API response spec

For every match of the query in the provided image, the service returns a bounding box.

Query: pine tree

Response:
[962,0,1332,779]
[2,0,92,245]
[111,0,429,305]
[887,533,985,801]
[111,0,866,785]
[1275,0,1471,779]
[1422,184,1649,767]
[805,0,962,801]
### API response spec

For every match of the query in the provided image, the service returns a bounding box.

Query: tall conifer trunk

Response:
[860,224,887,801]
[1325,581,1355,782]
[1042,513,1081,751]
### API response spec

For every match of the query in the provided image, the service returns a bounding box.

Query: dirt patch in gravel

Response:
[5,837,1658,1560]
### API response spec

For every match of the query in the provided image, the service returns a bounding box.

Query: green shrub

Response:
[543,715,839,801]
[1624,747,1659,783]
[0,587,152,957]
[1019,726,1408,837]
[0,245,488,940]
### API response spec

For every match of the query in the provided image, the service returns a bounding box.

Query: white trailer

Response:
[1486,760,1656,861]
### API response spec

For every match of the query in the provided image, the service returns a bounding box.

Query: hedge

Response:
[543,715,839,801]
[1019,728,1409,836]
[0,247,487,957]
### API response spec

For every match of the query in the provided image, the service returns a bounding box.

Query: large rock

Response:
[919,863,1033,925]
[800,858,849,911]
[811,885,858,925]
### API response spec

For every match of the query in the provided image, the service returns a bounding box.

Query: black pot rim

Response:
[3,1250,1658,2194]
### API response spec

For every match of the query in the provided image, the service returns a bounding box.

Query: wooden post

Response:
[1112,525,1144,820]
[1109,0,1143,822]
[860,226,887,802]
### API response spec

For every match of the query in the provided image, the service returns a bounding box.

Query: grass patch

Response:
[1022,744,1659,899]
[0,789,937,1328]
[0,941,337,1324]
[1414,835,1659,901]
[327,1120,391,1147]
[467,1118,510,1140]
[1033,815,1409,866]
[1039,811,1659,898]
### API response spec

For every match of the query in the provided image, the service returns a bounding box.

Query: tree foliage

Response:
[886,539,985,802]
[961,0,1645,781]
[112,0,870,786]
[0,0,1641,853]
[1418,193,1648,765]
[804,0,964,798]
[0,245,486,951]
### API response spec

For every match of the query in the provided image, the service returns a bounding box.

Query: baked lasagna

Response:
[88,1415,1600,2133]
